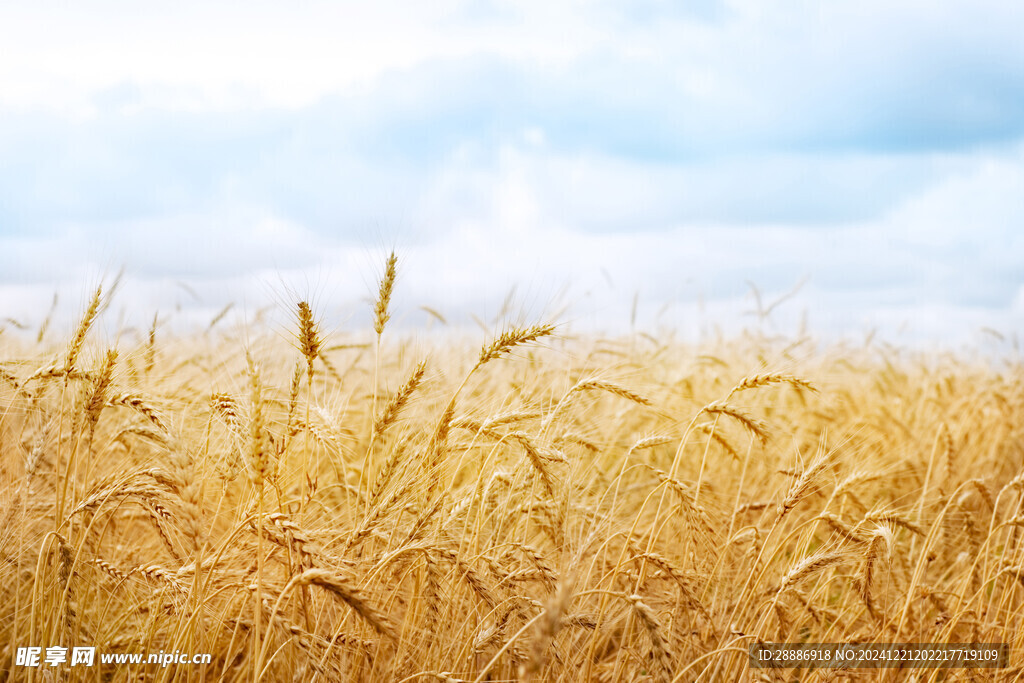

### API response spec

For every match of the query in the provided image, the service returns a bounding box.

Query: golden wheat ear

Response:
[476,323,556,370]
[296,301,322,383]
[374,359,427,437]
[65,284,103,376]
[373,251,398,336]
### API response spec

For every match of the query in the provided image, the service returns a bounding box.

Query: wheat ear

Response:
[375,360,427,437]
[728,372,816,398]
[294,568,398,639]
[862,525,894,619]
[65,285,103,376]
[476,323,556,371]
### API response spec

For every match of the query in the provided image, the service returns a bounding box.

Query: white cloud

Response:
[1,0,1021,345]
[0,1,607,111]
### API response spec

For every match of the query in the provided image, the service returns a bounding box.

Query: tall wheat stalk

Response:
[55,285,103,525]
[364,251,398,511]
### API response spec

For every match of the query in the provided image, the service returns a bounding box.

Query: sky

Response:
[0,0,1022,347]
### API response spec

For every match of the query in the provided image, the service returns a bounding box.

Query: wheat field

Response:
[2,258,1023,682]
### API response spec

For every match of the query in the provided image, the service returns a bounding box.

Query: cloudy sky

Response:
[1,0,1021,345]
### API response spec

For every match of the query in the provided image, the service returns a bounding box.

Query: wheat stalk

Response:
[523,579,573,676]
